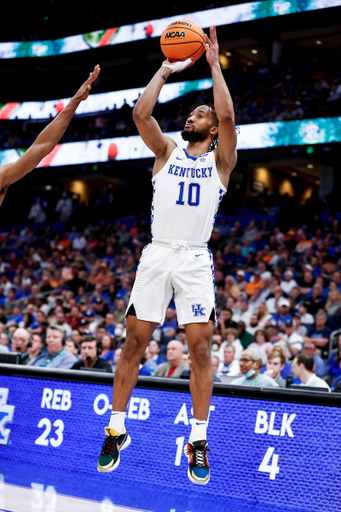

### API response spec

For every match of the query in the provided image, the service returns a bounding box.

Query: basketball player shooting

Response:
[0,65,100,207]
[97,26,237,485]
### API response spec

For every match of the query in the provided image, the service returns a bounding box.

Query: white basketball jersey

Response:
[151,147,226,243]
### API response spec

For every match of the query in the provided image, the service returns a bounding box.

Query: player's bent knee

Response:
[190,342,211,366]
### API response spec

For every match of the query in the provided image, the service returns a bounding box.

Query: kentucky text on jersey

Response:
[151,147,226,243]
[168,165,213,178]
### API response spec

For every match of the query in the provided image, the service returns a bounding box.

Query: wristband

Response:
[162,58,192,74]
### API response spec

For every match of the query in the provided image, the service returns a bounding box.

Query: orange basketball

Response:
[160,20,206,63]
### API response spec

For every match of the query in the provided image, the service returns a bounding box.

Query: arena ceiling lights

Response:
[0,116,340,167]
[0,1,340,59]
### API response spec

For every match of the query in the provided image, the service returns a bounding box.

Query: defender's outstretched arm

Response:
[0,65,100,205]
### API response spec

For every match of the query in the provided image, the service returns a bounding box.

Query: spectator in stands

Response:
[326,335,341,385]
[211,355,220,378]
[154,340,188,378]
[263,349,286,387]
[113,298,126,325]
[93,297,109,321]
[291,353,330,391]
[160,307,177,346]
[248,329,273,364]
[218,308,237,335]
[55,310,72,338]
[256,302,272,329]
[71,335,112,373]
[304,310,331,359]
[65,338,79,358]
[104,312,116,336]
[100,334,115,365]
[28,325,77,369]
[219,327,243,360]
[299,302,315,325]
[181,353,221,383]
[275,318,303,360]
[112,346,122,375]
[27,333,44,362]
[232,297,252,326]
[325,289,341,316]
[237,320,254,349]
[145,340,164,373]
[280,270,298,295]
[217,344,240,378]
[55,192,73,222]
[11,328,31,364]
[245,271,263,297]
[175,327,188,354]
[292,311,308,337]
[271,297,292,331]
[304,284,326,315]
[303,339,326,376]
[231,348,279,387]
[235,270,247,292]
[113,323,125,348]
[0,330,9,353]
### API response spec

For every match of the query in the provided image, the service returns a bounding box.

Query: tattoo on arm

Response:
[160,67,170,81]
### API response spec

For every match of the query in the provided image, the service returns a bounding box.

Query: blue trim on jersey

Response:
[183,149,209,161]
[183,149,197,161]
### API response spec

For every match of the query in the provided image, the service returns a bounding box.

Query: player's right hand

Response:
[73,65,101,102]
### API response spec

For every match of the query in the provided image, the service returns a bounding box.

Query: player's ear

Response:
[210,125,219,137]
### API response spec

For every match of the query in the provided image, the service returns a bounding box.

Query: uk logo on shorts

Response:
[0,388,15,446]
[191,303,206,317]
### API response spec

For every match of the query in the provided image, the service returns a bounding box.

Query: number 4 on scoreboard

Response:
[258,447,280,480]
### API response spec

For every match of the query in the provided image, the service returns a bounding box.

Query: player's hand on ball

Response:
[74,65,101,102]
[162,58,193,73]
[205,26,219,66]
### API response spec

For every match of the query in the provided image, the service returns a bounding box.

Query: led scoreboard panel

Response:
[0,366,340,512]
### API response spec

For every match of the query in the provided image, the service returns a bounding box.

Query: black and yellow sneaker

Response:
[185,440,210,485]
[97,427,131,473]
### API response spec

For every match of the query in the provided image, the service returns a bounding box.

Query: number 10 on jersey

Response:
[176,182,201,207]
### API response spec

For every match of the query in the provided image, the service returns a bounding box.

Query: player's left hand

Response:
[73,64,101,102]
[205,26,219,66]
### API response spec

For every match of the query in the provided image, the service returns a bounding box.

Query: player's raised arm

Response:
[0,65,101,205]
[133,59,192,163]
[206,27,237,184]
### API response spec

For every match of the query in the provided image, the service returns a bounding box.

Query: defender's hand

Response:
[73,64,101,102]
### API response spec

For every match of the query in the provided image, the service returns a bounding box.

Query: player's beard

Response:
[181,126,209,142]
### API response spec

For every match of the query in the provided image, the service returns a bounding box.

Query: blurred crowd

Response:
[0,60,340,151]
[1,195,341,392]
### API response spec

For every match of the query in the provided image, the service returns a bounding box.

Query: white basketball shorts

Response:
[126,239,217,327]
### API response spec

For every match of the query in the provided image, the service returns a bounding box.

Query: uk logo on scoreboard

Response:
[0,388,15,445]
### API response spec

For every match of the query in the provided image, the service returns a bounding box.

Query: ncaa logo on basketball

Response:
[165,31,186,39]
[191,304,206,317]
[0,388,15,446]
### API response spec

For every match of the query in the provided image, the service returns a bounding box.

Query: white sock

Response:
[108,411,126,434]
[189,418,208,443]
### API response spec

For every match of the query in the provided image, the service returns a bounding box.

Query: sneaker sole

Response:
[97,434,131,473]
[184,445,210,486]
